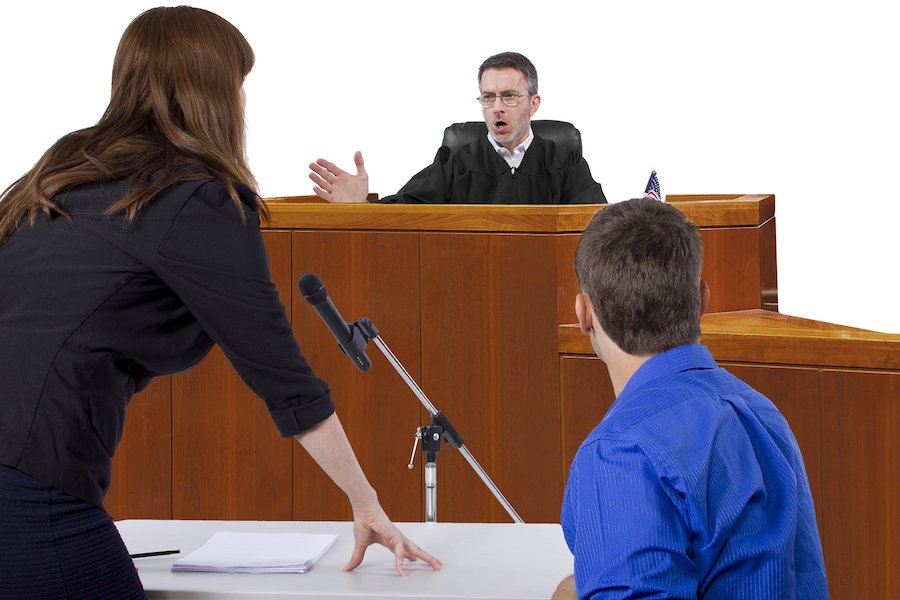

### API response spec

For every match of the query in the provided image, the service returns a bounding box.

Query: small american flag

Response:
[643,170,661,201]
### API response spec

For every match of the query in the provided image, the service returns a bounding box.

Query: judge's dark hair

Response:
[575,198,703,355]
[0,6,262,246]
[478,52,538,95]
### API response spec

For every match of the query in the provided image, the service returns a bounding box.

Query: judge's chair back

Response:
[441,120,582,153]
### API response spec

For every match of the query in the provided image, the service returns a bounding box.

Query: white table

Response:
[116,520,574,599]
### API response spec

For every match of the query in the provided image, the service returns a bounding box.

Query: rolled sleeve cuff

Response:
[269,392,336,437]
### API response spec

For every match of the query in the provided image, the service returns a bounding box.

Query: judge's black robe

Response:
[377,134,606,205]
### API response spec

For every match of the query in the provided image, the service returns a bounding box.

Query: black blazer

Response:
[0,179,334,507]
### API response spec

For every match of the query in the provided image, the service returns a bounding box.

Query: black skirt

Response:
[0,465,146,600]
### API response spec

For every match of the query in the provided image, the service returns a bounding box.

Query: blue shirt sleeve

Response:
[562,438,698,600]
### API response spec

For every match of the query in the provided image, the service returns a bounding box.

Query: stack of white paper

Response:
[172,531,336,574]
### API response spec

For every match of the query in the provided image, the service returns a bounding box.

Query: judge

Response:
[309,52,607,205]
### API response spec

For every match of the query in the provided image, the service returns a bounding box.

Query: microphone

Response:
[298,274,372,372]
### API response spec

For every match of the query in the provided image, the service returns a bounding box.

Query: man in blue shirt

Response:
[555,198,828,599]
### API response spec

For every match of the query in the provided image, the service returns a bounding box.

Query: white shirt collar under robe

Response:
[487,128,534,172]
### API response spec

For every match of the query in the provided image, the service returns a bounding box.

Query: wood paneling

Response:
[291,231,422,522]
[701,227,763,313]
[421,233,562,523]
[270,204,582,233]
[264,195,773,232]
[559,355,616,486]
[822,370,899,600]
[170,232,295,520]
[760,217,778,311]
[561,311,900,370]
[265,193,379,204]
[106,376,172,519]
[171,346,293,519]
[106,191,897,597]
[703,313,900,370]
[111,196,784,527]
[666,194,775,226]
[556,234,581,326]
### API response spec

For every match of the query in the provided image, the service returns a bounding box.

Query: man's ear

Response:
[700,279,710,317]
[529,93,541,117]
[575,291,593,335]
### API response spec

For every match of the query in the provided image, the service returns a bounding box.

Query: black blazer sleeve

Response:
[153,181,334,436]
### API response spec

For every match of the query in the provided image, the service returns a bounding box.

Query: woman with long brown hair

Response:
[0,7,439,598]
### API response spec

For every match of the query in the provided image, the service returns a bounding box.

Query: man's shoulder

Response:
[440,134,493,157]
[432,135,506,174]
[521,134,588,176]
[530,133,582,157]
[571,369,759,499]
[584,364,757,446]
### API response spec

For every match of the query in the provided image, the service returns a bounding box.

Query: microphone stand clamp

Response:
[347,317,522,524]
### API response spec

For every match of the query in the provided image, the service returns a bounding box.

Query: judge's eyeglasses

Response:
[477,93,529,107]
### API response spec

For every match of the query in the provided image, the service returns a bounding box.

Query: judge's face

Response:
[479,68,540,151]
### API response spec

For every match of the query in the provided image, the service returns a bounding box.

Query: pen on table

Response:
[129,549,181,559]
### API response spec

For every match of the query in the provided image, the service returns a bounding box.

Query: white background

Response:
[2,1,897,332]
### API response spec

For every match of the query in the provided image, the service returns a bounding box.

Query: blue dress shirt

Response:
[561,344,828,599]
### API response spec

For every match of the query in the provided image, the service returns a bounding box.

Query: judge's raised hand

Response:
[344,503,442,576]
[309,151,369,203]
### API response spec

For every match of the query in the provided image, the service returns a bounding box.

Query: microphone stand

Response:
[348,317,523,524]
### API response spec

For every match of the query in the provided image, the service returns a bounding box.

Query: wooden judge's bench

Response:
[107,195,897,600]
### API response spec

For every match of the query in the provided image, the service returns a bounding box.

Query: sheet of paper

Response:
[172,531,336,574]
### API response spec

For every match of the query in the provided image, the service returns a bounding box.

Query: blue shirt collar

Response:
[618,344,717,400]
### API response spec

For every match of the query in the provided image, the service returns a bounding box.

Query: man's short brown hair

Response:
[478,52,538,95]
[575,198,703,355]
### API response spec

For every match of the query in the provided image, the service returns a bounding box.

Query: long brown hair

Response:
[0,6,262,246]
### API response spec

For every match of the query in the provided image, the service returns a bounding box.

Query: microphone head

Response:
[298,273,327,305]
